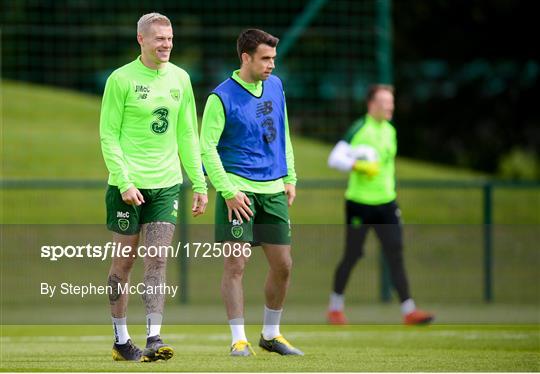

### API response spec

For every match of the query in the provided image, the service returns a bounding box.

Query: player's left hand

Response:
[284,184,296,207]
[353,160,380,177]
[192,193,208,217]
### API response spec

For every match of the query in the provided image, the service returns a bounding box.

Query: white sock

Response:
[146,313,163,338]
[112,317,130,345]
[262,305,282,340]
[401,298,416,315]
[229,318,247,345]
[329,292,345,311]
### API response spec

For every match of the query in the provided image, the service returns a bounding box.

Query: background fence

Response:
[1,0,391,142]
[1,0,538,325]
[1,178,538,309]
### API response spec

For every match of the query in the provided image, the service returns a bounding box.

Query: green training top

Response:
[200,70,297,199]
[343,114,397,205]
[100,57,207,194]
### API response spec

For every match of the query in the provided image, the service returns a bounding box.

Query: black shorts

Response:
[345,199,403,255]
[346,199,402,226]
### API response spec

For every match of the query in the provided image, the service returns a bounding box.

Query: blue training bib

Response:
[212,75,288,181]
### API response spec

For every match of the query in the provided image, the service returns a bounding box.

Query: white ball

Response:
[350,145,378,162]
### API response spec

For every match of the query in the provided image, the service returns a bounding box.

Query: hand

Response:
[121,186,145,206]
[191,193,208,217]
[284,183,296,207]
[353,160,380,177]
[225,191,253,223]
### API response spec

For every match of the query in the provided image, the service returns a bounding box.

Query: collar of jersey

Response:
[365,114,387,126]
[136,56,169,76]
[231,70,263,96]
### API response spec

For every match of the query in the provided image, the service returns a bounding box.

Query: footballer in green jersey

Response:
[99,13,207,363]
[327,84,433,326]
[200,29,302,357]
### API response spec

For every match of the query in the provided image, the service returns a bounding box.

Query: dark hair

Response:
[237,29,279,63]
[366,84,394,103]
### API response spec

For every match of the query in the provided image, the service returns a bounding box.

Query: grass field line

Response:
[2,329,536,343]
[1,325,538,371]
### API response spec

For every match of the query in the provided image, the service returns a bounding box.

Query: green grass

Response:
[2,80,538,224]
[1,324,539,372]
[0,81,538,306]
[0,80,482,181]
[1,81,539,372]
[1,223,538,308]
[1,81,104,179]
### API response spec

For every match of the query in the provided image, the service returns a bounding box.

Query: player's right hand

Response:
[353,160,380,177]
[225,191,253,223]
[192,192,208,217]
[121,186,145,206]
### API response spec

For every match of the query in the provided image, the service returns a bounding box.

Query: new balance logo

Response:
[256,101,273,117]
[135,84,150,100]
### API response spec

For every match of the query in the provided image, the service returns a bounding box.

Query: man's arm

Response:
[176,76,208,216]
[328,142,379,177]
[282,103,297,206]
[199,94,238,199]
[282,103,297,185]
[99,74,133,194]
[177,76,207,194]
[328,119,379,177]
[328,140,356,172]
[200,94,252,222]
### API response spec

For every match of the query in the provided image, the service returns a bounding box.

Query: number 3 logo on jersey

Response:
[151,107,169,134]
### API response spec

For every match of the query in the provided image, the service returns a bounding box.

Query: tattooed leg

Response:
[108,232,139,318]
[141,222,175,315]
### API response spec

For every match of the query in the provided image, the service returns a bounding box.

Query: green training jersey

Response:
[100,57,207,194]
[200,70,297,199]
[344,114,397,205]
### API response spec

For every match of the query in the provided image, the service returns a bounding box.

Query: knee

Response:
[342,246,364,264]
[385,239,404,255]
[272,257,292,281]
[145,255,167,270]
[383,242,404,265]
[224,258,247,279]
[112,258,136,276]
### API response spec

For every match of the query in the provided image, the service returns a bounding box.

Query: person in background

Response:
[326,84,434,326]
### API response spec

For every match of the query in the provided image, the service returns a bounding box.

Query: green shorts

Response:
[215,191,291,246]
[105,184,180,235]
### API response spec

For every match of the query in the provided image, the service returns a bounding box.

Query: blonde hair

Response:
[137,13,171,35]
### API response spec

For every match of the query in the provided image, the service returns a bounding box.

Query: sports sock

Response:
[401,298,416,315]
[112,317,130,345]
[329,292,345,311]
[229,318,247,345]
[146,312,163,338]
[262,305,282,340]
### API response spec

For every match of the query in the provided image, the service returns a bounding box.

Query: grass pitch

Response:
[1,324,539,372]
[2,80,539,226]
[1,82,539,372]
